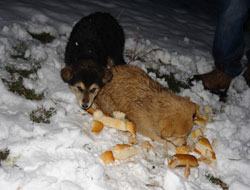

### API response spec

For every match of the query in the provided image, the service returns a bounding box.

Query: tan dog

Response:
[94,65,197,149]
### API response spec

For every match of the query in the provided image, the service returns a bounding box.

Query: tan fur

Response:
[71,82,100,109]
[61,59,113,110]
[95,65,196,147]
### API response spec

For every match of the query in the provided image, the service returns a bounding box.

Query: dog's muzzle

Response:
[81,104,89,110]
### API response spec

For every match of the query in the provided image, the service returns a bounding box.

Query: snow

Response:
[0,0,250,190]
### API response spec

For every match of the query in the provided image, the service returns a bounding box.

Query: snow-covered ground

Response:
[0,0,250,190]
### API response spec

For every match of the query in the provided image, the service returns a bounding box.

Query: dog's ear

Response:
[61,66,73,83]
[102,68,113,84]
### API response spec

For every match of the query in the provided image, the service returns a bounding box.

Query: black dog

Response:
[61,12,126,110]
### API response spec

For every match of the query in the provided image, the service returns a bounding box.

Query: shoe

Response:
[243,64,250,87]
[188,68,232,101]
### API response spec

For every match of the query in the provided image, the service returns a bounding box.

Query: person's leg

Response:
[213,0,250,77]
[188,0,250,100]
[243,49,250,86]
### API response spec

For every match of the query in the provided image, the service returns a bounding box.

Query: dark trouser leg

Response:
[213,0,250,77]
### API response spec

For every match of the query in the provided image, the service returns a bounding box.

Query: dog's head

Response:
[61,59,113,110]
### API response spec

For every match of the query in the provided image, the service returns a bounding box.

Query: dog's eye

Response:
[77,86,83,92]
[90,88,96,93]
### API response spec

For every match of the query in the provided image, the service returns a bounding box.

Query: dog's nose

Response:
[81,104,89,110]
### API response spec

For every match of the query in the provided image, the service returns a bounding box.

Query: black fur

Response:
[63,12,126,87]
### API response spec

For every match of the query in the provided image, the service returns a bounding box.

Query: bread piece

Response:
[169,154,198,179]
[126,121,136,137]
[93,109,136,137]
[195,105,212,121]
[113,111,126,120]
[194,137,216,168]
[169,154,198,168]
[86,107,95,114]
[195,137,215,158]
[91,120,104,133]
[176,145,191,154]
[128,136,139,145]
[197,156,213,166]
[193,118,207,128]
[203,106,214,121]
[111,144,139,160]
[195,111,209,121]
[190,128,203,141]
[100,151,115,164]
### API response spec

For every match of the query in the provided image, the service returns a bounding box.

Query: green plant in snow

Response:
[10,41,29,60]
[28,32,55,44]
[30,107,56,124]
[147,67,189,93]
[5,64,41,79]
[0,149,9,166]
[206,173,229,190]
[2,77,44,100]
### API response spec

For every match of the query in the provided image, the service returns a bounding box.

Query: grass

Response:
[2,77,44,100]
[206,173,229,190]
[10,41,29,60]
[147,67,189,93]
[30,107,56,124]
[5,64,41,79]
[0,149,9,166]
[28,32,55,44]
[3,41,44,100]
[10,32,55,61]
[2,59,43,100]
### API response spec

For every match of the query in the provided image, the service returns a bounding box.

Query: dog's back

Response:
[65,12,125,67]
[95,65,196,147]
